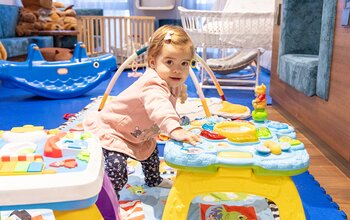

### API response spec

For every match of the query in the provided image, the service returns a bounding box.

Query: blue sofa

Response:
[277,0,337,100]
[0,4,53,59]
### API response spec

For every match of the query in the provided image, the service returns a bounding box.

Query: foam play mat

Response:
[119,158,278,220]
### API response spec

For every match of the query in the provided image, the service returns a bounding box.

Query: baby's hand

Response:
[170,128,201,145]
[179,83,188,104]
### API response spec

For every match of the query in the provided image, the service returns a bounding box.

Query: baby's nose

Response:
[173,69,181,74]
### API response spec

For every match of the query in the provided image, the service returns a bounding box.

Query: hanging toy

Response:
[128,60,143,78]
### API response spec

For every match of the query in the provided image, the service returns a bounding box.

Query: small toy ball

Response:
[180,116,191,126]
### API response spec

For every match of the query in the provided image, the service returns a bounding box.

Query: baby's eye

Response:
[182,61,189,67]
[166,60,174,65]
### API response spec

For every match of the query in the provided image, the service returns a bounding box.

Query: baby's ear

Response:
[148,56,156,68]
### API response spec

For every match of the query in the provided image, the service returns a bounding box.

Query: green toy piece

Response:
[256,127,272,138]
[80,132,92,140]
[252,109,268,122]
[76,150,90,162]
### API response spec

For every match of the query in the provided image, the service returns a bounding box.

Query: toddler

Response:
[83,25,201,197]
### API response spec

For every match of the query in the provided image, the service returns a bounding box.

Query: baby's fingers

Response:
[188,138,198,145]
[193,134,201,142]
[187,135,201,145]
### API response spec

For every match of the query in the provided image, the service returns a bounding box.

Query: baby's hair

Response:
[147,25,194,66]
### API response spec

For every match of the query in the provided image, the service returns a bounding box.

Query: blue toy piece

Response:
[0,42,117,99]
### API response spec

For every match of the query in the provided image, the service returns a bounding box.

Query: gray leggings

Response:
[102,145,163,196]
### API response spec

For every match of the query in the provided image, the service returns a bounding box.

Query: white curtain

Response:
[58,0,130,16]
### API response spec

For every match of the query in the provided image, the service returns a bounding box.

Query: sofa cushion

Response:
[278,0,323,56]
[28,36,54,48]
[0,37,28,57]
[278,54,318,96]
[0,4,19,38]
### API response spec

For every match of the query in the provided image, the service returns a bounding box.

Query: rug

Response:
[59,98,347,220]
[119,158,276,220]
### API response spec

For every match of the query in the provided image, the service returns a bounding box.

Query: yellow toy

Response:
[220,101,250,114]
[163,167,306,220]
[263,140,282,155]
[213,121,258,143]
[252,83,268,122]
[54,205,103,220]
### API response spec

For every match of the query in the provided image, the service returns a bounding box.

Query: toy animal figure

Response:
[210,206,248,220]
[126,184,145,195]
[252,83,268,122]
[252,83,267,110]
[0,42,117,99]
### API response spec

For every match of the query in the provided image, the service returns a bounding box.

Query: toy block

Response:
[0,161,17,173]
[27,162,44,172]
[14,161,31,173]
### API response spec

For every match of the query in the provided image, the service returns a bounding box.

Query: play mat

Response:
[118,157,278,220]
[1,96,347,219]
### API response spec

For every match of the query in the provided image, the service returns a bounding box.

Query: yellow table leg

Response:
[54,204,103,220]
[163,168,305,220]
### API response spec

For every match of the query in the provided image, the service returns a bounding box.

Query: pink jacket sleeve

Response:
[139,78,181,134]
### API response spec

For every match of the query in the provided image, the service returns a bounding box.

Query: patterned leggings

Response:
[102,145,163,196]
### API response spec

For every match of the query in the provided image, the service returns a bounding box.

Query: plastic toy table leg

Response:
[163,167,306,220]
[54,204,103,220]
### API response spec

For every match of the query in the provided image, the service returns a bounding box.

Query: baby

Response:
[83,25,201,197]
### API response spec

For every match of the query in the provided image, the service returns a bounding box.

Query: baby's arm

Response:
[170,127,201,145]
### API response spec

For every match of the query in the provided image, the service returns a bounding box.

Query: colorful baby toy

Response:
[252,83,268,122]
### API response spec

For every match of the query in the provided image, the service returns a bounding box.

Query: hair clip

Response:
[164,31,174,43]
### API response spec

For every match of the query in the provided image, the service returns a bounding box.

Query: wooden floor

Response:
[267,105,350,216]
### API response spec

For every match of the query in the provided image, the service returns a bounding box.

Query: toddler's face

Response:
[150,43,192,88]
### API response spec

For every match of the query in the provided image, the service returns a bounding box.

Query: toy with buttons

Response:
[0,125,104,211]
[164,116,309,175]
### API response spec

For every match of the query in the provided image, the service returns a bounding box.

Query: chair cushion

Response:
[0,37,29,57]
[28,36,54,48]
[278,54,318,96]
[207,49,259,74]
[0,4,19,38]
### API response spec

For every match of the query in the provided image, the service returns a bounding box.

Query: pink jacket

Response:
[83,68,182,160]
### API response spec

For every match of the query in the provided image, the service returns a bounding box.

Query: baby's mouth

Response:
[170,77,181,81]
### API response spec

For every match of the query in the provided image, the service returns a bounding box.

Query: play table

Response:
[163,119,309,220]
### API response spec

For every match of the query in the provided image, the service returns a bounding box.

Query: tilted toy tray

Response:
[164,120,309,176]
